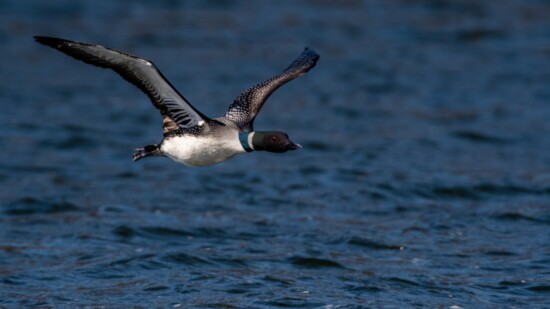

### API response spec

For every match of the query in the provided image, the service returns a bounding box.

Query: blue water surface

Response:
[1,0,549,307]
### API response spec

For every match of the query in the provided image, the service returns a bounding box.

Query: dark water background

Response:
[1,0,550,307]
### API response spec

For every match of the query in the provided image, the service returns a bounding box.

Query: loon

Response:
[34,36,319,166]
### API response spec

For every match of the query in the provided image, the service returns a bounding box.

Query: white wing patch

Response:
[139,59,153,66]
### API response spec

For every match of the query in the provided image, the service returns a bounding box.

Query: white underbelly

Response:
[160,135,245,166]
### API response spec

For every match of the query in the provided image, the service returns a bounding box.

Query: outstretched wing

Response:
[34,36,208,132]
[224,47,319,132]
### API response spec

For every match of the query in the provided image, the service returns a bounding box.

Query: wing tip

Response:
[34,35,72,49]
[299,47,320,71]
[304,47,320,60]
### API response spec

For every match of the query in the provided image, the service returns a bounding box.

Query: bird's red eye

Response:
[271,136,278,142]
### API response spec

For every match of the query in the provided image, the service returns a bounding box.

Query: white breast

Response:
[160,134,246,166]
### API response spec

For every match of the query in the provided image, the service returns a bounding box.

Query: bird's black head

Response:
[251,131,301,153]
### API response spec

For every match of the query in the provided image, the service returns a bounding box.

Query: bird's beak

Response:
[287,141,302,150]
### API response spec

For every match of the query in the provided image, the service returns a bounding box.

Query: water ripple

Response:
[346,236,404,251]
[163,252,213,266]
[3,197,79,215]
[287,256,345,269]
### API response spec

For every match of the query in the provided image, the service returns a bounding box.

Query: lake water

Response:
[1,0,549,307]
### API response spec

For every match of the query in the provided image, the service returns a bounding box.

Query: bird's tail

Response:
[133,144,163,161]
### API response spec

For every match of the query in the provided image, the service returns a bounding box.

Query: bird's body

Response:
[162,134,241,166]
[161,120,246,166]
[34,36,319,166]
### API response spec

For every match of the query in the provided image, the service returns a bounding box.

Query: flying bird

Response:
[34,36,319,166]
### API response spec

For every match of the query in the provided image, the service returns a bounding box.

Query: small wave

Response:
[260,298,324,308]
[163,252,213,266]
[108,254,156,267]
[455,29,506,43]
[141,226,195,238]
[483,250,517,256]
[451,130,512,144]
[493,213,547,224]
[287,256,344,269]
[210,257,248,267]
[344,284,383,293]
[113,225,195,240]
[112,225,136,238]
[429,186,480,200]
[526,285,550,293]
[3,197,79,215]
[3,276,25,286]
[414,183,550,200]
[143,285,170,292]
[347,236,404,250]
[192,227,228,238]
[225,281,263,294]
[262,275,295,286]
[499,280,526,287]
[387,276,421,287]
